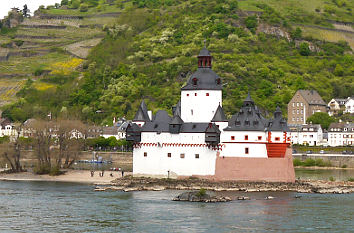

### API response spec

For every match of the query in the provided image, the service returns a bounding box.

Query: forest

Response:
[1,0,353,125]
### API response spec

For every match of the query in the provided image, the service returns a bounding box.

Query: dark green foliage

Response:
[245,16,257,33]
[294,158,332,167]
[2,1,353,124]
[306,112,335,130]
[61,0,69,5]
[290,27,302,39]
[299,42,310,56]
[196,188,207,197]
[80,4,89,12]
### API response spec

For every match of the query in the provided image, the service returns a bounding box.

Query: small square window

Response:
[167,153,171,158]
[144,152,147,157]
[245,147,249,154]
[275,137,280,141]
[231,136,235,140]
[187,94,189,96]
[206,93,209,96]
[195,93,197,96]
[180,153,185,159]
[244,135,248,140]
[195,154,199,159]
[258,136,262,140]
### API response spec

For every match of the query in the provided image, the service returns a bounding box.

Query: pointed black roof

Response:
[243,92,254,107]
[211,105,227,122]
[198,47,211,56]
[170,115,184,125]
[173,100,181,117]
[133,107,149,121]
[268,106,290,132]
[225,94,267,131]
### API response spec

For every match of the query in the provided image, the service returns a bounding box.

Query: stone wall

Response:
[293,154,354,168]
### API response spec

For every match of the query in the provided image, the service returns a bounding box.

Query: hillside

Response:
[0,0,353,124]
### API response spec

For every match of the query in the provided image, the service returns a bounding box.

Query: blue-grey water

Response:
[0,181,353,232]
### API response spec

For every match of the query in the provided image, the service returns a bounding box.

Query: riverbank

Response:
[0,170,129,184]
[99,176,354,194]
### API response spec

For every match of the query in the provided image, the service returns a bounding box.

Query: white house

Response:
[289,124,323,146]
[126,48,295,182]
[344,97,354,114]
[328,98,347,116]
[328,122,354,147]
[0,118,17,139]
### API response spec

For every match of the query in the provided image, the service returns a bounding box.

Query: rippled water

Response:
[0,181,353,232]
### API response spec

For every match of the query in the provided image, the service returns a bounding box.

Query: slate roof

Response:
[102,126,117,135]
[172,100,181,117]
[133,100,150,122]
[298,90,326,106]
[268,106,290,132]
[181,48,222,91]
[170,115,184,125]
[181,68,222,90]
[224,94,268,131]
[328,122,354,132]
[198,47,211,56]
[211,105,227,122]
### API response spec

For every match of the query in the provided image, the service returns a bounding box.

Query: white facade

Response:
[220,131,268,158]
[290,124,323,146]
[133,132,217,177]
[345,98,354,114]
[181,90,222,122]
[328,123,354,147]
[0,124,17,138]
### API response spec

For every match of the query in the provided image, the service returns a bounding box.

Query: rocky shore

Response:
[94,176,354,194]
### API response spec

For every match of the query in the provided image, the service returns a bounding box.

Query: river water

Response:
[0,181,353,232]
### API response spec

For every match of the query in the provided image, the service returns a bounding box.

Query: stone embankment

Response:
[94,177,354,194]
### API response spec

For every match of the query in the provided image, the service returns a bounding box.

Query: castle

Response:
[126,48,295,182]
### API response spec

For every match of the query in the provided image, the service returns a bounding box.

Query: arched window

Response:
[192,78,198,86]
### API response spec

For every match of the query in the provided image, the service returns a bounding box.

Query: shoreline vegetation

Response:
[1,169,353,194]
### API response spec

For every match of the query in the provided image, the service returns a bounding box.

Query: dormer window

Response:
[192,78,198,86]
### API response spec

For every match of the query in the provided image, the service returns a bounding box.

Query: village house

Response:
[287,90,327,125]
[328,122,354,147]
[126,47,295,182]
[328,98,348,116]
[0,118,17,139]
[344,97,354,114]
[289,124,324,146]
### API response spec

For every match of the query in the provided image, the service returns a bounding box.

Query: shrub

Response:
[196,188,207,197]
[245,16,258,31]
[80,4,89,12]
[34,164,51,174]
[303,158,316,166]
[293,158,303,166]
[49,166,63,176]
[299,42,310,56]
[13,40,24,47]
[341,164,347,168]
[61,0,69,5]
[34,67,46,76]
[329,176,335,182]
[347,178,354,182]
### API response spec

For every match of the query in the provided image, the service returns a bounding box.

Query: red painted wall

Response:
[213,147,295,182]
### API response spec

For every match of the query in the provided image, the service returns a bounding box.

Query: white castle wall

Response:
[133,132,217,177]
[181,90,222,122]
[220,131,268,158]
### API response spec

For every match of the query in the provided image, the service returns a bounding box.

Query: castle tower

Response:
[180,47,222,122]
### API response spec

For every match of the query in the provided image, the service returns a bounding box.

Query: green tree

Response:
[299,42,310,56]
[306,112,335,130]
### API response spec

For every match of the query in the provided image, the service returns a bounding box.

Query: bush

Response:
[299,42,310,56]
[49,166,63,176]
[329,176,335,182]
[196,188,207,197]
[303,158,316,166]
[293,158,303,166]
[341,164,347,168]
[61,0,69,5]
[80,4,89,12]
[34,164,51,174]
[13,40,24,47]
[348,178,354,182]
[34,67,46,76]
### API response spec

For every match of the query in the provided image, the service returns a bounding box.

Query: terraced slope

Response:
[0,5,121,106]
